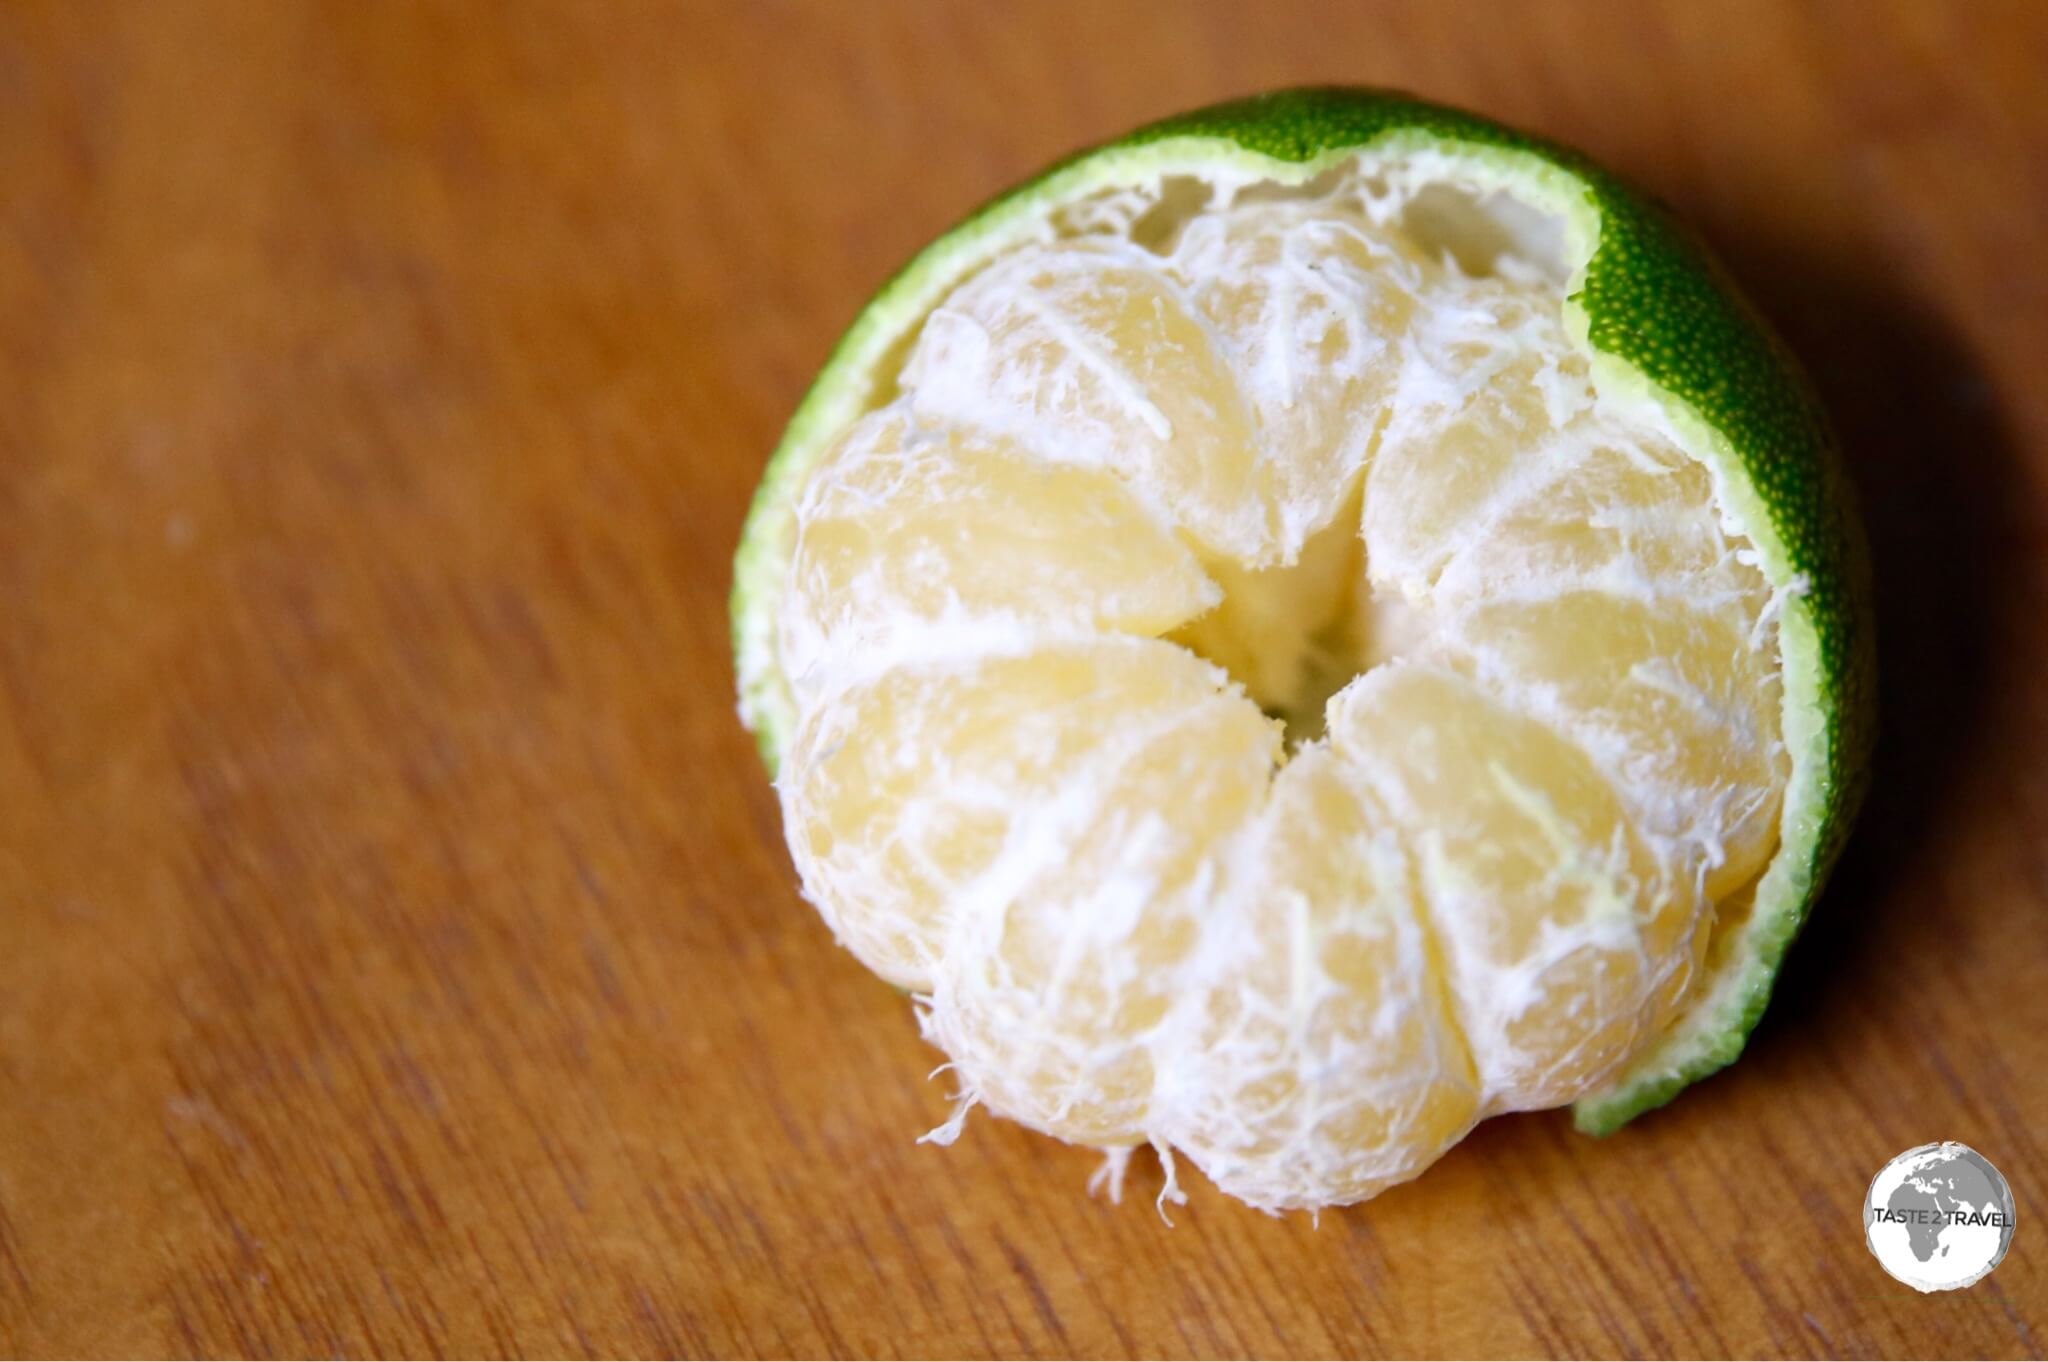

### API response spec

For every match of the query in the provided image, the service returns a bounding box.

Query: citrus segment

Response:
[1171,202,1430,553]
[1362,277,1593,595]
[780,634,1276,1005]
[1435,437,1752,601]
[779,404,1220,702]
[891,640,1281,1143]
[1445,592,1786,903]
[1171,748,1480,1209]
[1326,666,1701,1109]
[903,240,1278,562]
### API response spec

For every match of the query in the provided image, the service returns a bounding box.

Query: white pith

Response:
[736,138,1830,1208]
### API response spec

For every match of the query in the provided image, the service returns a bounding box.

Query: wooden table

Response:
[4,3,2046,1356]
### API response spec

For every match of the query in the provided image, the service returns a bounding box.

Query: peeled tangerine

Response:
[774,189,1787,1213]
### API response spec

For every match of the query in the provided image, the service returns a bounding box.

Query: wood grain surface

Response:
[3,2,2046,1356]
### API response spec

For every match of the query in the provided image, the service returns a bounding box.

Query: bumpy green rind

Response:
[730,88,1875,1136]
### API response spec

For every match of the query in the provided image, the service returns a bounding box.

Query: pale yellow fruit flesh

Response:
[1327,665,1695,1111]
[904,240,1276,563]
[1171,203,1429,549]
[780,408,1219,703]
[1172,748,1480,1208]
[773,185,1788,1211]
